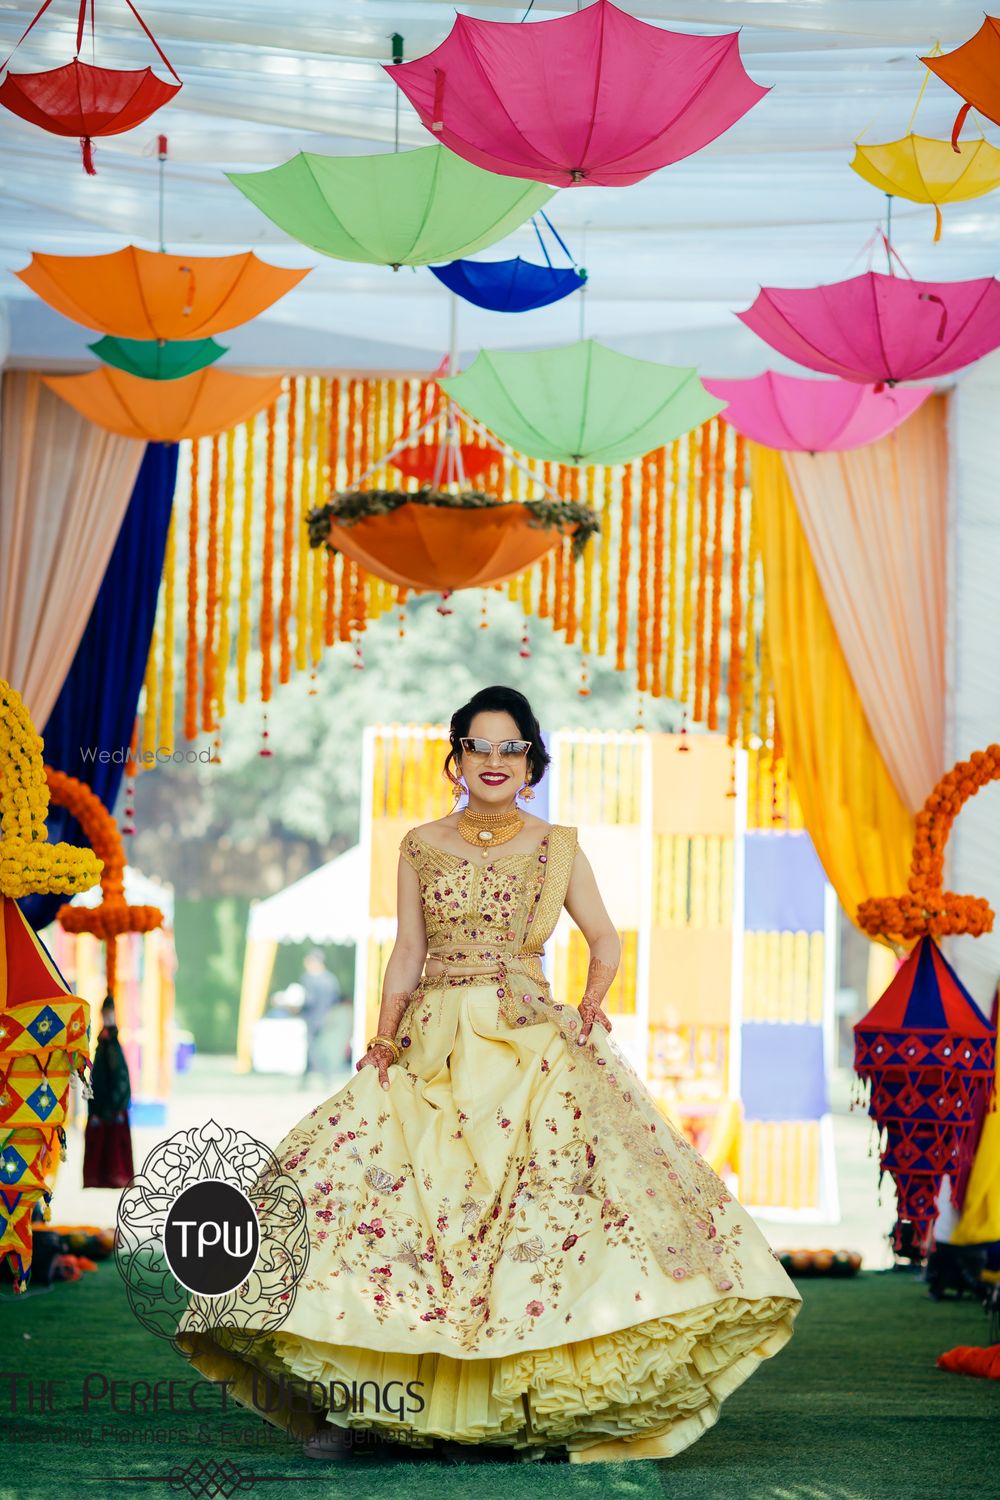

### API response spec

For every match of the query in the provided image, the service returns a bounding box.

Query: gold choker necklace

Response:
[457,805,524,848]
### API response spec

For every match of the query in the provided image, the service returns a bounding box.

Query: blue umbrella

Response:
[430,213,586,313]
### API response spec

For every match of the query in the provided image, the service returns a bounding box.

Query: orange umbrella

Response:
[325,501,579,591]
[42,367,283,441]
[16,246,308,339]
[923,19,1000,148]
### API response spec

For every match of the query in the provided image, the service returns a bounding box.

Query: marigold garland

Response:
[159,503,176,753]
[260,400,277,704]
[858,747,1000,943]
[183,440,200,742]
[616,462,632,673]
[202,434,220,733]
[707,416,726,732]
[681,429,697,711]
[217,427,237,721]
[650,447,665,699]
[693,422,711,725]
[237,413,255,704]
[296,376,314,673]
[665,438,680,700]
[280,375,298,686]
[48,769,163,995]
[0,682,101,899]
[728,433,746,745]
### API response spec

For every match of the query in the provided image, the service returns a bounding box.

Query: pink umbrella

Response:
[703,372,932,452]
[737,271,1000,386]
[386,0,767,189]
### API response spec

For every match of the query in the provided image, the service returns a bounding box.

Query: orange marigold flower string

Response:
[202,434,221,734]
[324,378,340,648]
[296,376,314,674]
[727,432,746,745]
[598,466,613,659]
[693,421,711,726]
[680,430,697,716]
[216,427,236,724]
[637,452,651,693]
[706,416,726,732]
[260,400,277,707]
[237,414,255,705]
[650,447,665,699]
[279,376,298,685]
[159,504,176,753]
[665,438,680,701]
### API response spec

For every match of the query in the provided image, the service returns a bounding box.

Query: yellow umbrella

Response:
[850,133,1000,240]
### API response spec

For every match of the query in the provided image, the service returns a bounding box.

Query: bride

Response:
[182,684,800,1463]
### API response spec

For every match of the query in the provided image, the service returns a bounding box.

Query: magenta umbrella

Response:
[703,371,932,452]
[737,272,1000,386]
[386,0,767,189]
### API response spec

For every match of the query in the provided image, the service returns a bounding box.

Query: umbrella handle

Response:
[432,68,446,131]
[951,101,972,154]
[918,292,948,342]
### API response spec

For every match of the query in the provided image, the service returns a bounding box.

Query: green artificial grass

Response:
[1,1268,995,1500]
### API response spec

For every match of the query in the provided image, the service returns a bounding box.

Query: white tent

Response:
[237,845,364,1068]
[246,844,366,944]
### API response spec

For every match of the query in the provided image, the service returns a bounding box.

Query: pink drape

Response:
[782,396,947,814]
[0,371,145,724]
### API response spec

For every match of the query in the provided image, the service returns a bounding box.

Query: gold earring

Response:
[451,778,464,803]
[520,781,535,802]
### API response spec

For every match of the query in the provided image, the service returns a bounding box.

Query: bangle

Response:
[367,1034,400,1064]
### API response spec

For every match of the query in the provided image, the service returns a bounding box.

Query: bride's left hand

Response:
[577,995,612,1043]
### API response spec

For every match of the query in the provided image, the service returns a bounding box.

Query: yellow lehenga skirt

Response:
[181,977,800,1462]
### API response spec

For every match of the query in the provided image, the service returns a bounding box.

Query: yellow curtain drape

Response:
[953,1030,1000,1244]
[751,444,913,933]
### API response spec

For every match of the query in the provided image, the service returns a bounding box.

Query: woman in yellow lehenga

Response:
[183,685,800,1463]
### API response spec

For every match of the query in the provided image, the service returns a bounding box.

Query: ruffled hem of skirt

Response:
[180,1292,798,1462]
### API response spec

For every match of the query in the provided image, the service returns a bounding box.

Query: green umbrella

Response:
[228,146,554,269]
[89,335,227,381]
[439,340,726,467]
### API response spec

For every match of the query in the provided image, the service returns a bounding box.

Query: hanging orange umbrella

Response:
[851,134,1000,239]
[42,367,283,441]
[313,494,595,592]
[922,19,1000,148]
[16,246,308,340]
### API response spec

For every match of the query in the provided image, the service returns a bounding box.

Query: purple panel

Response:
[740,1022,828,1121]
[531,728,551,821]
[744,832,826,932]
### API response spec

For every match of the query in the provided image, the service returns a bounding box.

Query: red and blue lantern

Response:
[854,936,995,1251]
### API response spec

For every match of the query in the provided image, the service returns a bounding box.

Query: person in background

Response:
[82,995,134,1189]
[299,949,344,1079]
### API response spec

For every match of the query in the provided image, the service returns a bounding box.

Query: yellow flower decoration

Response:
[0,680,102,898]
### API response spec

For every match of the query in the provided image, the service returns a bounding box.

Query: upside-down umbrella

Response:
[703,372,932,452]
[854,936,995,1252]
[439,340,724,466]
[429,213,586,313]
[229,146,553,269]
[89,336,226,380]
[42,367,283,441]
[922,19,1000,149]
[851,135,1000,240]
[16,247,308,341]
[0,0,181,174]
[387,0,767,188]
[738,271,1000,385]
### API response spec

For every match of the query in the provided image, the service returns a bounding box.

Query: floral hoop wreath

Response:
[857,746,1000,945]
[47,768,163,996]
[0,679,102,898]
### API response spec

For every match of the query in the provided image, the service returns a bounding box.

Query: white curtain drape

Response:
[783,397,947,815]
[0,371,145,724]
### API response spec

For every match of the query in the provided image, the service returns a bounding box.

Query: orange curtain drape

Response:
[0,372,145,724]
[752,444,913,932]
[782,397,947,814]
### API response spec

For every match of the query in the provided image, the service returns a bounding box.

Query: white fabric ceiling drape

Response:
[0,371,145,724]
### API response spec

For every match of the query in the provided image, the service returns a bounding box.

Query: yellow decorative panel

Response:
[653,834,733,928]
[739,1121,822,1212]
[556,734,642,825]
[649,929,732,1028]
[556,928,638,1015]
[742,930,825,1024]
[651,734,736,835]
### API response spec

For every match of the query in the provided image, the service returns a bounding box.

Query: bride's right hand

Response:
[356,1042,394,1090]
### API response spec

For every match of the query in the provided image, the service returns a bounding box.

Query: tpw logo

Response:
[163,1180,261,1296]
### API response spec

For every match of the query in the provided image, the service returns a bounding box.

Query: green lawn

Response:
[1,1268,994,1500]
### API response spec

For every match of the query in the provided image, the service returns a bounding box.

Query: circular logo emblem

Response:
[163,1179,260,1296]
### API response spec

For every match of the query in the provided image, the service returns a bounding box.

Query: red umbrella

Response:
[854,936,995,1253]
[0,0,181,174]
[386,0,767,188]
[738,270,1000,386]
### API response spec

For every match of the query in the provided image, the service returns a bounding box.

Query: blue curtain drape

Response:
[21,442,179,931]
